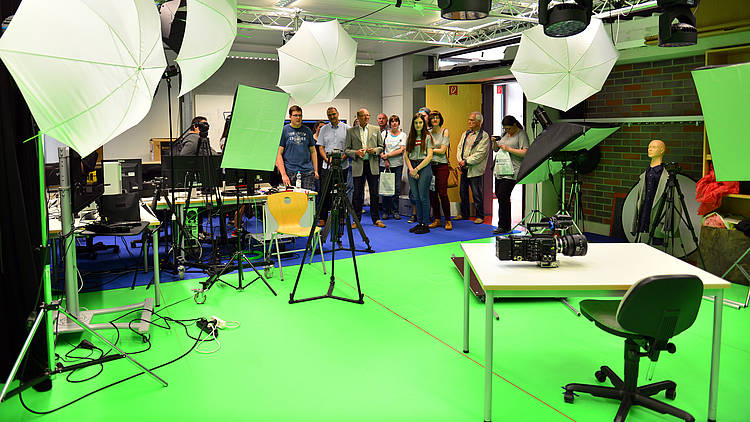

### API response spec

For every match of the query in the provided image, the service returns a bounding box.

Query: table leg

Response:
[463,255,470,353]
[708,289,723,422]
[143,233,149,272]
[153,229,161,307]
[484,290,494,422]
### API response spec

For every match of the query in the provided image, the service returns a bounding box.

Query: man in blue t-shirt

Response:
[276,105,318,189]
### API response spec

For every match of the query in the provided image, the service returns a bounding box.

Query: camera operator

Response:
[317,106,352,225]
[179,116,216,156]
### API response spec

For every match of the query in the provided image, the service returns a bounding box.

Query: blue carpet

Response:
[58,207,497,292]
[55,208,626,293]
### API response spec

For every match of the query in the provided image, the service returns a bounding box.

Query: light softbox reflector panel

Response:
[692,62,750,181]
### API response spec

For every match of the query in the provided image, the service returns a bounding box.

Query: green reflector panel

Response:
[692,62,750,181]
[221,84,290,171]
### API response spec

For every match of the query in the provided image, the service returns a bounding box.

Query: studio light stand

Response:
[192,172,277,304]
[1,136,167,405]
[644,163,705,268]
[510,114,549,233]
[289,153,366,305]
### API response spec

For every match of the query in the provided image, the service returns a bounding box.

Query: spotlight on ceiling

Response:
[437,0,491,20]
[538,0,593,38]
[657,0,699,47]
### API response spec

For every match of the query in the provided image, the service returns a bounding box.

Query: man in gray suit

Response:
[346,108,386,228]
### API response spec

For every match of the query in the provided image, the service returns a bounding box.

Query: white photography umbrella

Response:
[176,0,237,96]
[0,0,166,156]
[511,18,618,112]
[277,20,357,106]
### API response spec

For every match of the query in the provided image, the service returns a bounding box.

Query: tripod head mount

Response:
[664,161,681,175]
[327,149,345,170]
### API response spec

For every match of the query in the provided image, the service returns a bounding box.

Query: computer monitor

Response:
[68,149,104,215]
[118,159,143,194]
[98,193,140,224]
[223,169,272,195]
[161,155,222,188]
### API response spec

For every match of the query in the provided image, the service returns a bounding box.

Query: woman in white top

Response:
[379,115,406,220]
[403,114,434,234]
[493,115,529,234]
[427,110,452,231]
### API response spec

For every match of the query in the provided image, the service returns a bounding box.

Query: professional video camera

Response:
[327,148,344,169]
[496,214,588,268]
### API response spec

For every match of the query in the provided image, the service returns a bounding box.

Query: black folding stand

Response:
[192,176,276,304]
[289,157,366,304]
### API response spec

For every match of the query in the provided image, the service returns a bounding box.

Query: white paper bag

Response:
[379,170,395,196]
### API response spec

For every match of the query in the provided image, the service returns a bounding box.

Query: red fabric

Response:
[696,166,740,215]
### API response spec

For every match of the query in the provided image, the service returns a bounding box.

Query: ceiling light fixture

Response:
[437,0,491,20]
[657,0,699,47]
[538,0,593,37]
[274,0,297,8]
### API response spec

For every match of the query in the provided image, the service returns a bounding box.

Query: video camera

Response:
[495,214,588,268]
[327,149,344,169]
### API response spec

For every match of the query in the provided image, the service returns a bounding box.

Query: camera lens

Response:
[557,234,587,257]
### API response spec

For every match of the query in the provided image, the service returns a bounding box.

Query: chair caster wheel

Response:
[264,267,272,278]
[665,388,676,400]
[595,370,607,383]
[563,391,575,404]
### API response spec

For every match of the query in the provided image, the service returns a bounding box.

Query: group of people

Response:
[186,104,531,236]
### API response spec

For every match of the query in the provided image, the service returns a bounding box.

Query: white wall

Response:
[101,77,181,162]
[101,58,381,161]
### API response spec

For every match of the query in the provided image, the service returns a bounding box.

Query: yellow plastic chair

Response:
[266,191,326,280]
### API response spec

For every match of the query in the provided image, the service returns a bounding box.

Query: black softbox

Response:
[518,122,620,184]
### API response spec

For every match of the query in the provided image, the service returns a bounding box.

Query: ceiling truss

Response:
[237,0,657,49]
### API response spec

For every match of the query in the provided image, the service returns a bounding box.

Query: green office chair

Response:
[564,274,703,422]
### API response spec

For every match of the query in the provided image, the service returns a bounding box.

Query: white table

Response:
[460,242,731,422]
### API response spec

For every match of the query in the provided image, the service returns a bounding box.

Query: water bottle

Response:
[295,171,302,189]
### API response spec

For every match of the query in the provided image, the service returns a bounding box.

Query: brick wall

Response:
[577,55,706,228]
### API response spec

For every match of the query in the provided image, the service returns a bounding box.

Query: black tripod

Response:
[646,163,705,267]
[289,154,367,304]
[192,174,277,304]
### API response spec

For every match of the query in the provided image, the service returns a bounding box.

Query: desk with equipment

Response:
[150,186,317,268]
[459,242,731,422]
[49,148,162,335]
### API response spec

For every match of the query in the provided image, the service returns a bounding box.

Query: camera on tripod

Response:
[495,214,588,268]
[327,149,344,169]
[664,161,680,174]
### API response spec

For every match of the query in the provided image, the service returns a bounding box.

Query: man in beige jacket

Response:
[455,111,490,224]
[346,108,386,228]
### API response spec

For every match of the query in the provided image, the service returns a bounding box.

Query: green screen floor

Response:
[2,239,749,421]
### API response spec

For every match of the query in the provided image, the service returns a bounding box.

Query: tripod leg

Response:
[673,182,706,267]
[56,307,168,386]
[0,305,47,403]
[317,232,326,274]
[341,191,372,251]
[344,208,365,303]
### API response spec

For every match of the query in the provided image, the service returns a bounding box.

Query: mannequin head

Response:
[647,139,666,166]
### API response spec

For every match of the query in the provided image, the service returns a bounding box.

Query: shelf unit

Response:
[702,45,750,216]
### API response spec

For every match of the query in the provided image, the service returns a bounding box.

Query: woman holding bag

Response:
[404,113,434,234]
[493,115,529,234]
[379,115,406,220]
[427,110,453,230]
